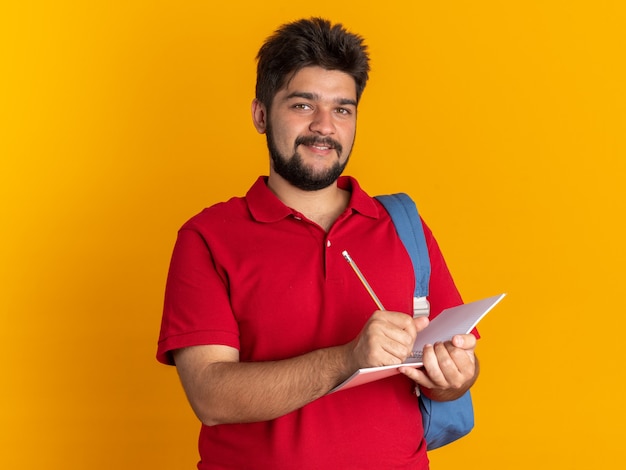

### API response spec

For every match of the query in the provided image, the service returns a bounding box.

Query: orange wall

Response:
[2,1,625,468]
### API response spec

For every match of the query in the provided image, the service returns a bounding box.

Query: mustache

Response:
[295,136,343,155]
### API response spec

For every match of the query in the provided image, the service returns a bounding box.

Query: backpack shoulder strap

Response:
[375,193,431,317]
[377,194,474,450]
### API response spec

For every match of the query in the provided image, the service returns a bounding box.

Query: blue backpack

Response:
[376,193,474,451]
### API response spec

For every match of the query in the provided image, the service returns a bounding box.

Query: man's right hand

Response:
[348,311,429,370]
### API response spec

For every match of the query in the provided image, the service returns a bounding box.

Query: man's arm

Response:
[174,312,429,426]
[400,333,479,401]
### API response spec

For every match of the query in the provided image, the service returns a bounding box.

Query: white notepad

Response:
[329,293,506,394]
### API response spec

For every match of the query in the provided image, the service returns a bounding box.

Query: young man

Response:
[157,17,478,469]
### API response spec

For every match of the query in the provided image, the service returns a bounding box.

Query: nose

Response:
[309,108,335,135]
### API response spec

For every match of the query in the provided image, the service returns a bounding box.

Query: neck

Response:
[267,173,350,231]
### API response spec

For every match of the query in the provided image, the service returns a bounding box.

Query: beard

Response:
[266,122,351,191]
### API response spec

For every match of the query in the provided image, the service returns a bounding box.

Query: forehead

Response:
[277,66,358,102]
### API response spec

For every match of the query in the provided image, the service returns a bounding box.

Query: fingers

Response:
[420,340,476,390]
[352,311,424,368]
[399,332,479,399]
[373,311,416,363]
[398,365,431,388]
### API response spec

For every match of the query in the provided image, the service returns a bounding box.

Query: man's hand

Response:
[347,312,429,370]
[399,333,479,401]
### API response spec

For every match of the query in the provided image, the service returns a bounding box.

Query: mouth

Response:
[311,143,332,151]
[295,136,342,155]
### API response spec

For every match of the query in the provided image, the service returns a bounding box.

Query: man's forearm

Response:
[179,344,355,426]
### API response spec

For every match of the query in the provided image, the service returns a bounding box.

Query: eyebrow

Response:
[285,92,357,107]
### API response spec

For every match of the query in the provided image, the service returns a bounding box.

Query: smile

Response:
[295,136,342,155]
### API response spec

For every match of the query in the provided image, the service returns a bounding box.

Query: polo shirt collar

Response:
[246,176,380,223]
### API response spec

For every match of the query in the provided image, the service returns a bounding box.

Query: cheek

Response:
[340,125,357,149]
[272,117,304,145]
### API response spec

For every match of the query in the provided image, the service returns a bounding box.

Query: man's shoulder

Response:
[179,195,248,230]
[179,177,267,229]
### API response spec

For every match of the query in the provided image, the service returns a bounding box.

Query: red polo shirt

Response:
[157,176,463,469]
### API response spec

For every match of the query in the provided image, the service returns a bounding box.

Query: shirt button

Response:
[326,240,331,247]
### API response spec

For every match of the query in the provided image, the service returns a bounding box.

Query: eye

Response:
[336,107,352,115]
[293,103,313,111]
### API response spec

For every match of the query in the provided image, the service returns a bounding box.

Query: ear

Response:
[251,99,268,134]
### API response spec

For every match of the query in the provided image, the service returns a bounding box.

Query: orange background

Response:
[2,1,625,468]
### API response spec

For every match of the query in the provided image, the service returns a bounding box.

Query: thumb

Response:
[452,333,476,349]
[413,316,429,333]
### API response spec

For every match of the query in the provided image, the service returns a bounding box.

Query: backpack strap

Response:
[377,193,474,451]
[375,193,431,318]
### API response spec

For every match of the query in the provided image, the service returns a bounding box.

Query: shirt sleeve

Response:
[156,226,240,365]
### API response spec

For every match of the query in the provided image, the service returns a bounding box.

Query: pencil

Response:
[341,250,386,311]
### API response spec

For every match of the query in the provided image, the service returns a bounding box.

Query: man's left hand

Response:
[399,333,479,401]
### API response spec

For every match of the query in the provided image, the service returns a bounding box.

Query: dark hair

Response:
[255,17,370,109]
